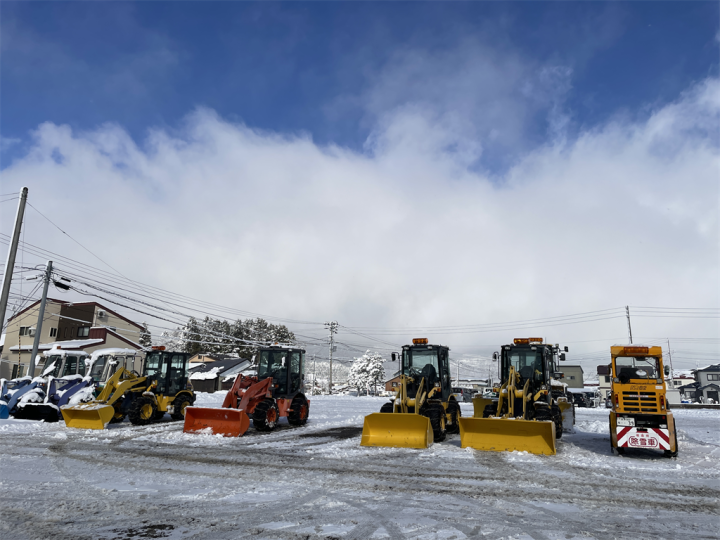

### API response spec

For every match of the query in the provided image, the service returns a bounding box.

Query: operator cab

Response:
[42,351,89,378]
[401,339,451,401]
[257,346,305,397]
[143,349,191,396]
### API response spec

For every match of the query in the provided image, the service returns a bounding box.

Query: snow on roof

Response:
[89,348,139,361]
[44,349,89,358]
[9,338,104,352]
[189,358,249,375]
[190,367,220,380]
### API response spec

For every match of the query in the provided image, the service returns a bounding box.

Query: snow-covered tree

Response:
[138,322,152,350]
[348,351,386,395]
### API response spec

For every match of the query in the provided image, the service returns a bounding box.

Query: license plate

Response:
[617,417,635,427]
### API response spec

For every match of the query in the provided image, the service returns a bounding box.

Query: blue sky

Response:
[2,2,718,173]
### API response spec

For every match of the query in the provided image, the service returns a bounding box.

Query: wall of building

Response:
[562,365,584,388]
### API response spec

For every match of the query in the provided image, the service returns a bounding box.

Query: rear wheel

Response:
[380,402,394,413]
[446,401,461,434]
[253,399,280,432]
[171,395,192,421]
[128,396,157,426]
[288,395,309,426]
[664,431,679,458]
[427,403,446,443]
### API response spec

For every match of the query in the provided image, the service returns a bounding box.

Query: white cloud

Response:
[1,77,718,370]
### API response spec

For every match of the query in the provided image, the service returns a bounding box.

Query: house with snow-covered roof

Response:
[188,357,253,392]
[1,299,144,379]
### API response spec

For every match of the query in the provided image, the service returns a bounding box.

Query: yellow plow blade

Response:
[459,417,556,455]
[61,403,115,430]
[472,396,495,418]
[360,413,433,449]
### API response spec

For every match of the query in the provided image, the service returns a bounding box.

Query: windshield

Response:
[615,356,660,381]
[507,347,543,381]
[258,350,289,394]
[89,356,107,379]
[144,352,164,380]
[61,356,79,377]
[402,348,440,386]
[43,355,63,377]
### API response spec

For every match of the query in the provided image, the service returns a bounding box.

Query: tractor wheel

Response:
[446,401,461,434]
[482,404,496,418]
[128,396,157,426]
[109,403,125,424]
[534,403,552,422]
[552,403,563,439]
[253,399,280,432]
[288,395,309,426]
[171,395,192,421]
[427,403,447,443]
[380,402,394,413]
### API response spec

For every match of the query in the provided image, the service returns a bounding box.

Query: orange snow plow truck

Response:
[183,346,309,437]
[609,344,678,457]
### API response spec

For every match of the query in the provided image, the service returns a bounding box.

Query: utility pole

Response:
[0,187,28,334]
[325,321,338,393]
[625,306,633,344]
[29,261,53,377]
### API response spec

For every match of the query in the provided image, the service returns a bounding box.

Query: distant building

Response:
[1,299,144,379]
[188,357,252,393]
[692,364,720,403]
[189,353,235,364]
[561,365,584,388]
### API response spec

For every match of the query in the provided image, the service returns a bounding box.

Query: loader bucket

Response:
[183,407,250,437]
[459,417,556,455]
[472,396,495,418]
[360,413,433,449]
[61,403,115,430]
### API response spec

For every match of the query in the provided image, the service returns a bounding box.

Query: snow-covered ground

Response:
[1,394,718,540]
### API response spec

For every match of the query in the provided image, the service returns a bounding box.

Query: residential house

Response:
[561,365,584,388]
[188,357,252,393]
[693,364,720,403]
[1,299,145,379]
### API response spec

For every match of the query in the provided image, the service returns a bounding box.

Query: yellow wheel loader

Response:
[459,338,569,456]
[62,348,195,430]
[361,339,461,449]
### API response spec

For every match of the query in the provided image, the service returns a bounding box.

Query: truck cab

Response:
[400,340,452,402]
[609,345,678,457]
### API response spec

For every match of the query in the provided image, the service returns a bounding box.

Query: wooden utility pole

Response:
[0,187,28,334]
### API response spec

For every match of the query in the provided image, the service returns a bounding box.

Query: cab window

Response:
[615,356,660,382]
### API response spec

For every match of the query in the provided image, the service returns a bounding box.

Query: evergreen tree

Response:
[138,322,152,350]
[348,351,386,395]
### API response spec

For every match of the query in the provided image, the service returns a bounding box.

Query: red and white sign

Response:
[617,426,670,450]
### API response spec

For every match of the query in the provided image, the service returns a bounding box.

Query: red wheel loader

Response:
[183,346,309,437]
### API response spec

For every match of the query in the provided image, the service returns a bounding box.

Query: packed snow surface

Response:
[1,395,718,540]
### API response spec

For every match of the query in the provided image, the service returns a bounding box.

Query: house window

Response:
[604,376,610,383]
[19,326,30,336]
[64,327,69,338]
[568,375,575,380]
[49,328,58,338]
[77,327,90,337]
[708,374,720,381]
[392,382,398,387]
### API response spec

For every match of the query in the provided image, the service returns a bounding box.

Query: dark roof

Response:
[193,353,234,362]
[189,358,248,375]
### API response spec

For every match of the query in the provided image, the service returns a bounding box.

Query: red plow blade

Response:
[183,407,250,437]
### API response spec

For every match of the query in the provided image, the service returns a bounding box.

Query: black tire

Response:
[380,402,394,413]
[446,400,461,434]
[426,403,447,443]
[482,403,496,418]
[552,403,563,439]
[109,401,125,424]
[534,403,552,422]
[171,395,192,421]
[128,395,157,426]
[288,395,309,426]
[253,399,280,432]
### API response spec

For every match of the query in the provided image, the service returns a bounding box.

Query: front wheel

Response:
[288,395,309,426]
[426,403,447,443]
[379,402,394,413]
[128,396,157,426]
[446,401,461,434]
[253,399,280,432]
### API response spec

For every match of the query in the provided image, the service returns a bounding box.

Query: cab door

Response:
[439,348,451,401]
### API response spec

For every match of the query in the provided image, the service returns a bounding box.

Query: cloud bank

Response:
[2,76,718,365]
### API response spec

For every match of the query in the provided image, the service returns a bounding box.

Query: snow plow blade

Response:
[61,403,115,430]
[360,413,433,449]
[183,407,251,437]
[13,404,59,422]
[459,417,556,455]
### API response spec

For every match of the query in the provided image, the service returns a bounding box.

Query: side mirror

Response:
[559,353,566,361]
[564,346,569,352]
[391,352,397,362]
[664,365,670,376]
[554,372,565,379]
[492,352,499,361]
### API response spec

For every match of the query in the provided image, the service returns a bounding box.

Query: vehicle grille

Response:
[621,391,659,413]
